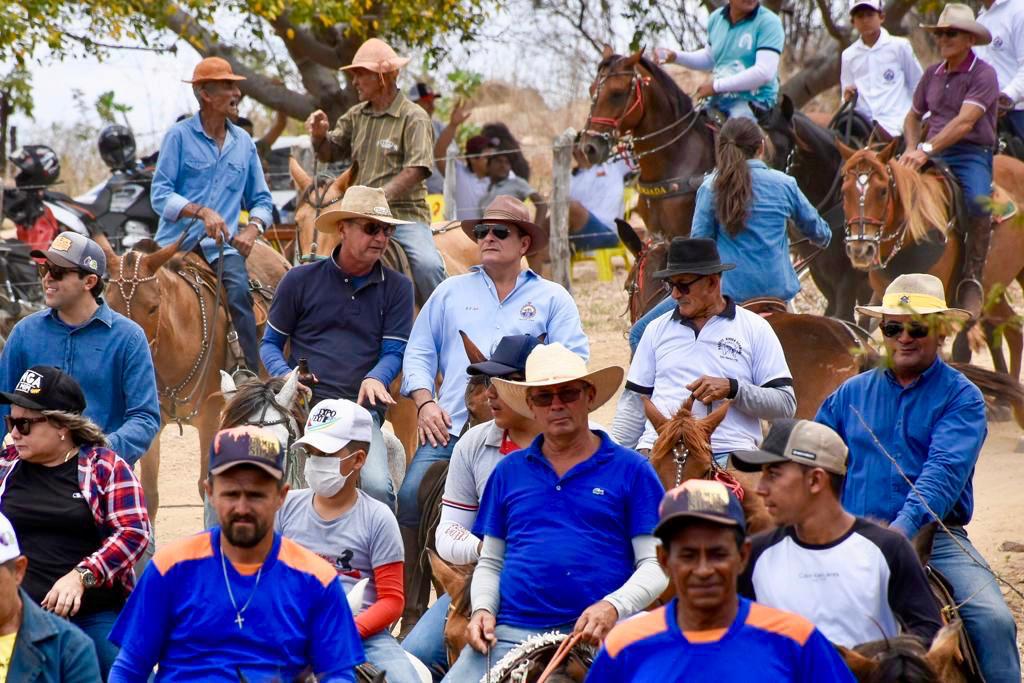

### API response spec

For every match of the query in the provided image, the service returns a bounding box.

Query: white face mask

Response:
[304,453,357,498]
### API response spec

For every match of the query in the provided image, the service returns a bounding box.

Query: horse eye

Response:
[148,305,159,315]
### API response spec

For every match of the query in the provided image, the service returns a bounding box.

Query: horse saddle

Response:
[178,252,273,327]
[741,297,788,316]
[997,117,1024,162]
[926,159,1017,230]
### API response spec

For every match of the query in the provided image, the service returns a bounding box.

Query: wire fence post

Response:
[443,141,457,221]
[550,128,575,292]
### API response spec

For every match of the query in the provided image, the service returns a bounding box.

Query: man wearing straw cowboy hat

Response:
[899,4,1000,321]
[306,38,446,305]
[152,57,275,375]
[441,343,666,681]
[261,185,414,510]
[816,273,1019,683]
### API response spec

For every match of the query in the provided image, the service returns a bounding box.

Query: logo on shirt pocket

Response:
[519,303,537,320]
[883,68,896,83]
[717,337,743,361]
[994,36,1004,49]
[592,488,605,496]
[378,139,398,152]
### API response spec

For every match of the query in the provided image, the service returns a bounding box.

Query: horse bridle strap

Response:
[843,161,909,269]
[636,174,705,199]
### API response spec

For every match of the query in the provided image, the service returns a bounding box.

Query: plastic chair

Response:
[571,242,633,282]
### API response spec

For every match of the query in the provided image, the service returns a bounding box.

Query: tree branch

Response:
[267,14,344,70]
[812,0,850,47]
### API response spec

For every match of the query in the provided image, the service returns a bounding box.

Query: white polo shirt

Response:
[569,160,630,227]
[840,29,923,135]
[626,299,791,453]
[977,0,1024,109]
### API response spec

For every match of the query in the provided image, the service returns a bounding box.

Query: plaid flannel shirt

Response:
[0,444,151,593]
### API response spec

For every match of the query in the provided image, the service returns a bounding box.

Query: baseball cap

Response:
[31,232,107,277]
[849,0,883,12]
[654,479,747,538]
[408,82,440,102]
[209,426,286,480]
[0,366,86,413]
[0,513,21,564]
[732,419,848,475]
[467,334,543,377]
[293,399,373,455]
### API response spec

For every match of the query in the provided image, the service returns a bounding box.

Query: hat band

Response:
[484,209,531,223]
[881,292,947,310]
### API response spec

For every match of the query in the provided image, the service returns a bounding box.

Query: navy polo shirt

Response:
[473,430,664,629]
[266,248,414,402]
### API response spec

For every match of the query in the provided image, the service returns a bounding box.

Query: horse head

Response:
[460,331,494,428]
[645,395,729,489]
[838,139,906,271]
[427,550,476,671]
[98,232,183,345]
[292,157,355,263]
[219,370,305,454]
[837,622,967,683]
[616,218,668,324]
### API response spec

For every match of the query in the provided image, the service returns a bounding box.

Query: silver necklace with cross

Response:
[220,541,264,629]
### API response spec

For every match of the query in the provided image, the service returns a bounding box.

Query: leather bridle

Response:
[843,161,909,270]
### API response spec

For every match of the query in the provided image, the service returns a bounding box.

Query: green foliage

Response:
[94,90,133,126]
[0,68,33,119]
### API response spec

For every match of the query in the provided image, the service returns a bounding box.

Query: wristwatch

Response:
[75,566,97,588]
[917,142,934,155]
[248,217,266,235]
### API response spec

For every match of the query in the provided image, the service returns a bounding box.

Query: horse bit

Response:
[843,162,909,269]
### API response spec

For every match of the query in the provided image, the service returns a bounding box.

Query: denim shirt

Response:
[8,588,102,682]
[151,114,274,262]
[691,160,831,303]
[815,358,987,538]
[0,304,161,465]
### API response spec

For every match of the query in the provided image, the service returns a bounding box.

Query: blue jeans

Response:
[403,593,452,681]
[629,296,674,355]
[930,526,1020,683]
[210,252,261,370]
[363,630,422,683]
[1004,110,1024,139]
[572,213,621,251]
[709,98,757,120]
[441,621,576,682]
[360,412,396,512]
[397,436,459,529]
[72,609,120,680]
[935,144,994,219]
[393,222,447,303]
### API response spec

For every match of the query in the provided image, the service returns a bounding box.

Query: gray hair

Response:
[40,410,108,448]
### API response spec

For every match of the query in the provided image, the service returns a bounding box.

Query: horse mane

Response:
[220,376,305,432]
[648,407,713,470]
[482,631,595,683]
[600,53,693,120]
[885,157,951,243]
[854,635,937,683]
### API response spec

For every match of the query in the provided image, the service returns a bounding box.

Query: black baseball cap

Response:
[654,479,747,539]
[467,334,543,377]
[209,426,286,480]
[0,366,86,413]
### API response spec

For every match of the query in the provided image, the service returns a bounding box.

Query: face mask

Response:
[304,453,356,498]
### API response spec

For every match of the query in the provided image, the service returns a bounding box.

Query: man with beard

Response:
[107,426,363,682]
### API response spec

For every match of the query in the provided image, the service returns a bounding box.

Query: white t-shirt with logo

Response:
[569,160,630,227]
[626,301,791,452]
[840,29,923,136]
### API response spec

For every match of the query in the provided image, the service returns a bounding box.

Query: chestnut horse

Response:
[97,234,289,516]
[838,140,1024,378]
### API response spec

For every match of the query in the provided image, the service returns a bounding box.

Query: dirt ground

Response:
[151,261,1024,656]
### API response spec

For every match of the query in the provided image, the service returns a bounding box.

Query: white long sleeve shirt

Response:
[840,29,923,136]
[977,0,1024,109]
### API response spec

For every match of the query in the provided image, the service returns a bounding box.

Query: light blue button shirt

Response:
[151,114,274,262]
[401,267,589,435]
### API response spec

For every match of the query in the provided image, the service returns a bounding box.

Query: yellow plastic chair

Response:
[571,242,633,282]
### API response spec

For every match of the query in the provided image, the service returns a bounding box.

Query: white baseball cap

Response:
[0,513,21,564]
[850,0,883,12]
[294,399,373,454]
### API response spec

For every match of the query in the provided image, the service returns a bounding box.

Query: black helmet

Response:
[98,124,137,171]
[10,145,60,188]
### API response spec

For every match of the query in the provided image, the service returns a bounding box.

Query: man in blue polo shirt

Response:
[441,344,666,682]
[655,0,785,119]
[261,185,414,510]
[816,273,1019,683]
[398,195,588,632]
[0,232,160,466]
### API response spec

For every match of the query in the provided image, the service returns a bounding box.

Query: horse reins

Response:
[843,160,910,270]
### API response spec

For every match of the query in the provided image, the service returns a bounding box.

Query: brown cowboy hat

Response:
[461,195,549,256]
[183,57,246,84]
[340,38,411,74]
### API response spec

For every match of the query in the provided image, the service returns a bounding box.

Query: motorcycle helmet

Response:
[98,124,137,171]
[10,145,60,188]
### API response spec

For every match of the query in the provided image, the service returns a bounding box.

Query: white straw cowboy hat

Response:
[313,185,412,234]
[492,343,624,419]
[921,4,992,45]
[340,38,411,73]
[855,273,970,322]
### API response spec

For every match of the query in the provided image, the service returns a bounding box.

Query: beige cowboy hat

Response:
[313,185,412,234]
[855,273,970,322]
[920,4,991,45]
[183,57,246,84]
[340,38,411,74]
[492,343,624,419]
[461,195,549,256]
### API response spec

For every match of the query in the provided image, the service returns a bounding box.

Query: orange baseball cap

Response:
[184,57,246,84]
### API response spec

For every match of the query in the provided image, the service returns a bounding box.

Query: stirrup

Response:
[955,278,984,318]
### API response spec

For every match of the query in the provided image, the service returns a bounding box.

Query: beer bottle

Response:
[297,358,318,387]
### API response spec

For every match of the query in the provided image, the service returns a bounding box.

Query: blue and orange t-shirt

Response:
[586,597,854,682]
[108,528,364,682]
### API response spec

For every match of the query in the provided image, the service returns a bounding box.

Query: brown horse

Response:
[96,234,289,515]
[838,141,1024,378]
[838,624,968,683]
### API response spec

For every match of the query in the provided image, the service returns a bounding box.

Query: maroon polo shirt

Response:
[911,50,999,148]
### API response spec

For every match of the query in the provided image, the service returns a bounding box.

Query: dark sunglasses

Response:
[37,261,86,281]
[663,275,708,295]
[881,321,931,339]
[933,29,962,38]
[5,415,48,436]
[359,221,396,237]
[473,224,513,241]
[528,386,586,407]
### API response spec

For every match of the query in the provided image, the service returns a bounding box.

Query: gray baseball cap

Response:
[31,232,106,277]
[732,419,848,475]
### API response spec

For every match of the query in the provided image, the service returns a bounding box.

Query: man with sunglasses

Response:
[399,195,587,633]
[816,273,1019,683]
[440,344,664,681]
[611,237,794,464]
[262,186,413,511]
[900,4,1000,321]
[0,232,160,467]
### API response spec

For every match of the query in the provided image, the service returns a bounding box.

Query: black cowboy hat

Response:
[652,237,736,279]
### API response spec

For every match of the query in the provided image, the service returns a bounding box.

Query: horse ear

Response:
[536,333,546,344]
[145,232,186,272]
[333,161,357,194]
[910,521,938,566]
[835,645,878,678]
[624,49,643,69]
[641,396,669,431]
[681,394,695,415]
[780,95,794,122]
[427,550,469,599]
[289,157,312,194]
[835,138,857,161]
[220,370,237,395]
[94,232,118,266]
[925,622,965,676]
[615,218,644,257]
[459,330,487,365]
[346,577,369,614]
[877,138,899,164]
[275,368,300,409]
[602,44,614,60]
[701,400,731,435]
